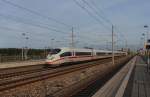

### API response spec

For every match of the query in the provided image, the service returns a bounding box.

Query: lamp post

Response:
[142,33,146,49]
[22,32,29,60]
[144,25,149,40]
[140,37,144,49]
[142,33,146,56]
[142,33,146,41]
[144,25,149,72]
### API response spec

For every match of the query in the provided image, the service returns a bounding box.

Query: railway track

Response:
[0,64,45,78]
[51,56,132,97]
[0,56,122,79]
[71,56,132,97]
[0,56,125,91]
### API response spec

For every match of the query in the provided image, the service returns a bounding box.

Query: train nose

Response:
[45,59,52,64]
[47,55,55,60]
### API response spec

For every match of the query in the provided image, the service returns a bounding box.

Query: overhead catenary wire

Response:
[0,0,80,49]
[85,0,127,49]
[81,0,122,43]
[0,26,70,44]
[82,1,126,39]
[88,0,113,24]
[2,0,113,43]
[0,26,68,37]
[0,13,70,32]
[73,0,111,48]
[73,0,111,31]
[0,26,27,33]
[73,0,116,49]
[0,13,68,33]
[81,0,113,25]
[1,0,71,28]
[0,0,77,49]
[0,0,127,49]
[113,26,127,45]
[74,0,128,51]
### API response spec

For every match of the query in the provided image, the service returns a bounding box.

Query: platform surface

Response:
[0,59,45,69]
[123,56,150,97]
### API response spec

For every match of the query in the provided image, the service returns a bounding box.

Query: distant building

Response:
[145,39,150,50]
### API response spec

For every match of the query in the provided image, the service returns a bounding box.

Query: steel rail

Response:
[0,56,123,79]
[0,56,124,91]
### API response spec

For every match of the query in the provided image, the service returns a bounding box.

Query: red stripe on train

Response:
[46,55,93,64]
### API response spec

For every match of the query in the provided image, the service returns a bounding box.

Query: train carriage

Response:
[46,47,126,67]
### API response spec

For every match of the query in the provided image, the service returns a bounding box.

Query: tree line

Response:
[0,48,51,56]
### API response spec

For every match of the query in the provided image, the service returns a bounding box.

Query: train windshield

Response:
[49,49,61,55]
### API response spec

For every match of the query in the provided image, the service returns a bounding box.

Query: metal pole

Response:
[25,36,29,60]
[0,54,1,63]
[112,25,115,65]
[44,47,46,57]
[22,47,24,60]
[51,39,54,49]
[71,27,74,48]
[71,27,74,56]
[143,34,146,55]
[125,40,127,51]
[147,31,149,41]
[147,29,149,72]
[147,50,149,72]
[22,33,25,60]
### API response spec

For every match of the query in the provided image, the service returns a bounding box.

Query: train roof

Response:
[60,47,125,53]
[60,47,92,52]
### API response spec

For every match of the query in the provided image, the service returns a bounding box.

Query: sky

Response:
[0,0,150,50]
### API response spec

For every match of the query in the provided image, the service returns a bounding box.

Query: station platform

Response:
[0,59,45,69]
[123,56,150,97]
[92,56,150,97]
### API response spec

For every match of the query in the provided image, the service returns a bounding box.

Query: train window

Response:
[96,52,106,56]
[75,52,91,56]
[147,39,150,43]
[60,52,72,57]
[50,49,61,54]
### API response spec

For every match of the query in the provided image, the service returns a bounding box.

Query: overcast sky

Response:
[0,0,149,50]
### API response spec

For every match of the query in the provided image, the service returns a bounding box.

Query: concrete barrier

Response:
[92,56,136,97]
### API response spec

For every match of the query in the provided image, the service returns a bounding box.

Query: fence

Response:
[0,55,46,63]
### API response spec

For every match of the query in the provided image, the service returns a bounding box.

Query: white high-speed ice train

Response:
[46,47,126,67]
